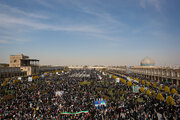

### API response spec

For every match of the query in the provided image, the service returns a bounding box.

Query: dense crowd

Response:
[0,69,180,119]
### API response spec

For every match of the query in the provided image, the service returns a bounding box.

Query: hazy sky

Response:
[0,0,180,66]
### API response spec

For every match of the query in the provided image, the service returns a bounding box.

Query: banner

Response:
[109,75,112,78]
[127,77,131,81]
[98,75,102,80]
[50,73,52,76]
[56,72,60,75]
[95,100,107,108]
[18,77,22,80]
[102,72,105,75]
[132,85,139,93]
[61,111,89,115]
[116,78,120,83]
[28,77,32,82]
[41,74,44,78]
[55,91,64,96]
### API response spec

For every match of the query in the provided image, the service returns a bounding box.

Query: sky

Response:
[0,0,180,66]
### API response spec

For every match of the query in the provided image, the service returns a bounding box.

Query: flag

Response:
[95,100,107,108]
[61,111,89,115]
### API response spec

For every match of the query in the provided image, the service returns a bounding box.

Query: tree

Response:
[146,89,151,96]
[123,80,126,84]
[5,78,9,82]
[140,87,145,93]
[32,75,39,80]
[112,75,116,79]
[166,96,174,105]
[156,93,164,101]
[171,88,178,95]
[135,78,139,82]
[152,83,157,88]
[142,80,145,85]
[164,86,170,93]
[159,85,163,91]
[120,78,126,84]
[146,81,150,86]
[2,81,7,86]
[127,81,132,87]
[13,79,20,84]
[152,90,156,97]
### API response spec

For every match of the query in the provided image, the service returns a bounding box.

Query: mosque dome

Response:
[140,57,155,66]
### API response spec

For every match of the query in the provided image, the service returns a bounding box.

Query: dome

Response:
[140,57,155,66]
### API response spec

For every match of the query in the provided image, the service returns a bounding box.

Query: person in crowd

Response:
[0,69,179,119]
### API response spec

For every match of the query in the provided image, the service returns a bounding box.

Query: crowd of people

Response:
[0,69,180,119]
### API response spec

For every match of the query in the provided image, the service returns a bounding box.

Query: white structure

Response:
[106,57,180,86]
[140,57,155,66]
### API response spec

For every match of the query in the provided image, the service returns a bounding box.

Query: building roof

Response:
[140,57,155,66]
[21,59,39,61]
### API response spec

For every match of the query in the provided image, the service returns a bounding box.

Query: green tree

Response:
[164,86,170,93]
[166,96,174,105]
[2,81,7,86]
[140,87,145,93]
[146,89,151,96]
[152,90,156,97]
[152,83,157,88]
[142,80,145,85]
[156,93,164,101]
[159,85,163,91]
[146,81,150,86]
[171,88,178,95]
[127,81,132,87]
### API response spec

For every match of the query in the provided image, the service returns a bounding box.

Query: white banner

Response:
[116,78,120,83]
[28,77,32,82]
[55,91,64,96]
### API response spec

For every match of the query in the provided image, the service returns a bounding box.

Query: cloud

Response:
[0,3,48,19]
[139,0,146,8]
[81,7,122,25]
[91,34,129,42]
[0,36,30,44]
[149,0,161,12]
[0,40,10,44]
[35,0,56,9]
[139,0,161,12]
[0,0,128,45]
[70,0,125,26]
[0,13,104,33]
[0,2,104,33]
[37,0,125,26]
